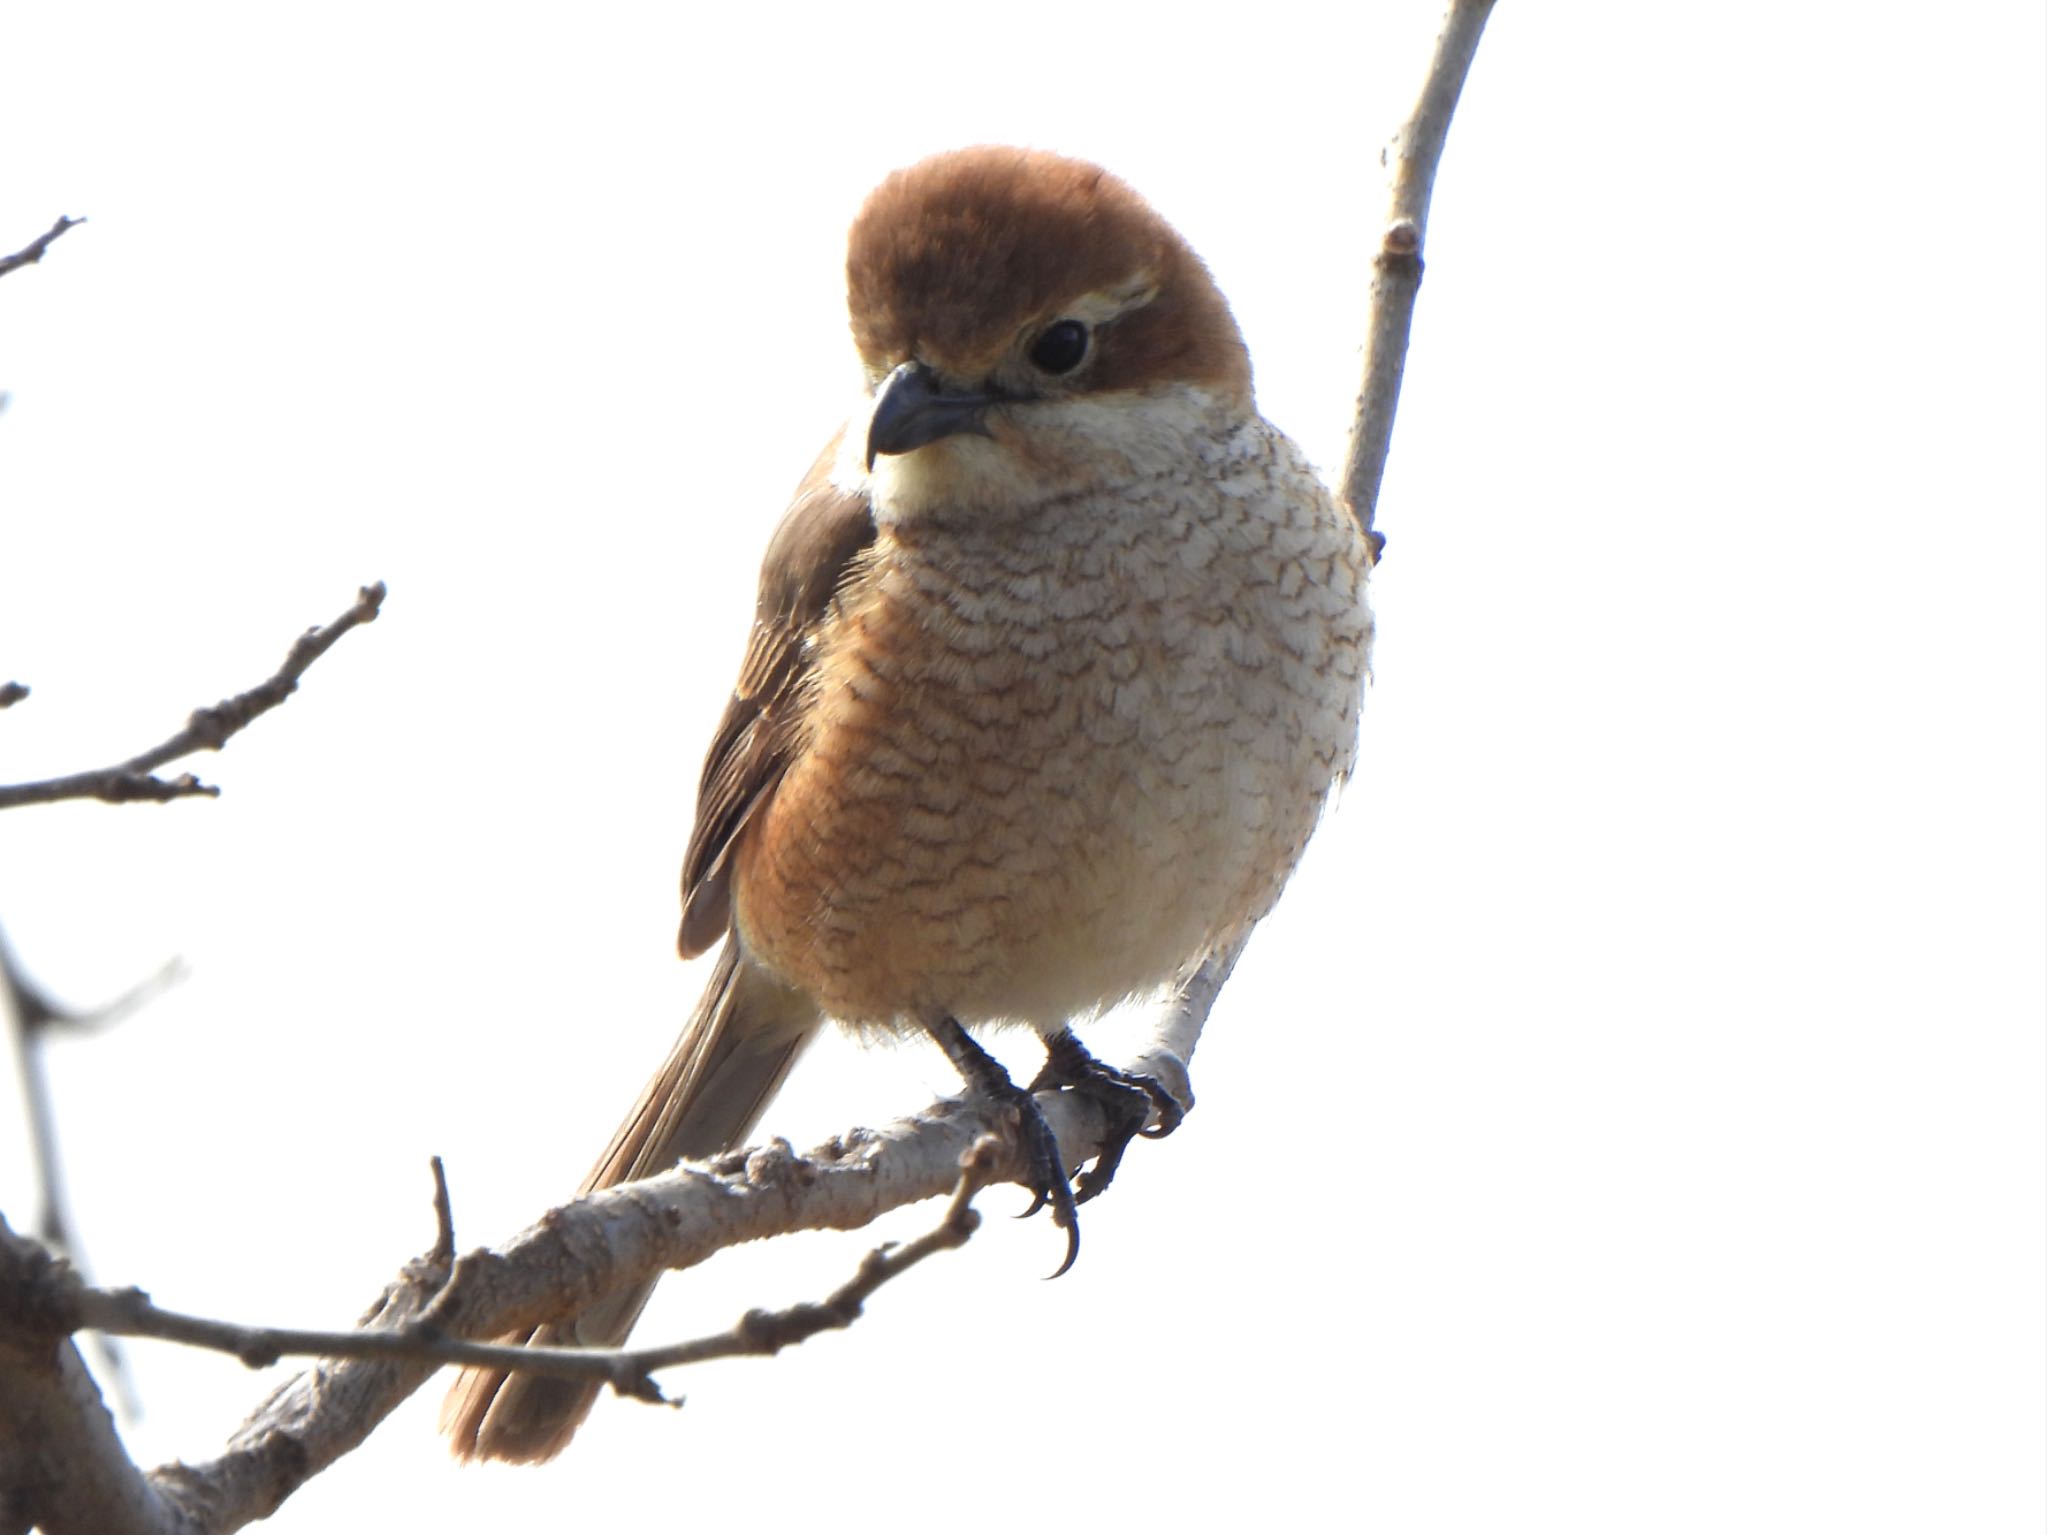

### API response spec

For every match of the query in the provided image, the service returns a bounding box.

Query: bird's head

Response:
[845,147,1253,516]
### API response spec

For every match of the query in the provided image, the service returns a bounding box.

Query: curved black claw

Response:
[931,1018,1080,1277]
[1033,1029,1186,1204]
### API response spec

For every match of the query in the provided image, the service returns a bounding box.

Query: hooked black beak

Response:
[865,361,996,470]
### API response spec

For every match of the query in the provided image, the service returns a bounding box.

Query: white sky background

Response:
[2,3,2043,1531]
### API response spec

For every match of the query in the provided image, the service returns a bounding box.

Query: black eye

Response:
[1027,319,1090,375]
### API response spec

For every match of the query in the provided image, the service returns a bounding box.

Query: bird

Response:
[442,145,1375,1464]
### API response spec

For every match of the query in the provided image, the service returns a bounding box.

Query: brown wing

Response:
[678,438,876,957]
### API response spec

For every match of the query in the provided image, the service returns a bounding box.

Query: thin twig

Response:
[2,921,189,1253]
[0,216,84,281]
[425,1157,457,1271]
[1,924,181,1424]
[1,938,186,1044]
[2,926,85,1254]
[0,583,385,810]
[1338,0,1497,551]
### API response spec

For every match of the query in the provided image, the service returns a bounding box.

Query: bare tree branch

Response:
[0,583,385,810]
[0,1091,1118,1534]
[1339,0,1497,551]
[49,1139,999,1412]
[0,217,84,281]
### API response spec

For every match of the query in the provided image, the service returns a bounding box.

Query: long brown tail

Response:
[441,941,822,1464]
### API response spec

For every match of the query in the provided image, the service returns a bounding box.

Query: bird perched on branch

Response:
[444,145,1374,1463]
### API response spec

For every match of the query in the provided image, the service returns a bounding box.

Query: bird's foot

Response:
[932,1017,1080,1277]
[1031,1028,1186,1205]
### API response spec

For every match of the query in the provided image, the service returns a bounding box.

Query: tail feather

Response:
[442,942,821,1463]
